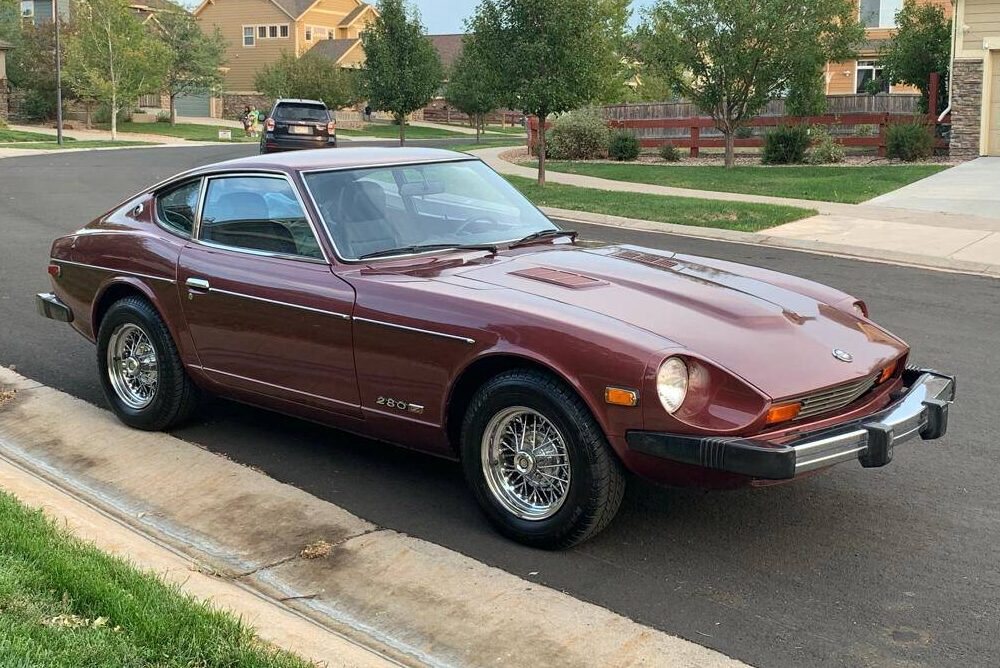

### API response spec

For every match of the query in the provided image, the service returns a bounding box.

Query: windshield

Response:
[275,103,329,122]
[302,159,556,260]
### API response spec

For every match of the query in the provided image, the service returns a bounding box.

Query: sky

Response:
[411,0,658,34]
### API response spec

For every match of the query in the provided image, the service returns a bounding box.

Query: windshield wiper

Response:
[358,243,499,260]
[508,228,578,249]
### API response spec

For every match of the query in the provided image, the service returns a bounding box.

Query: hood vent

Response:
[508,267,608,289]
[611,248,679,269]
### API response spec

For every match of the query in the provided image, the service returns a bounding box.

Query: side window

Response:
[156,180,201,237]
[199,176,324,260]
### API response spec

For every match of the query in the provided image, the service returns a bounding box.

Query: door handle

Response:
[185,277,210,292]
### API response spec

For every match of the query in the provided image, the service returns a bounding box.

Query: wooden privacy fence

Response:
[529,91,949,158]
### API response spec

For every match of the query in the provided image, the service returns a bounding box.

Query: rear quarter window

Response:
[156,180,201,237]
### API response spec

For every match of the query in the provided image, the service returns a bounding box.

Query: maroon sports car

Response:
[37,148,955,548]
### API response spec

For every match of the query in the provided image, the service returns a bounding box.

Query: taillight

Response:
[265,117,275,131]
[327,120,336,134]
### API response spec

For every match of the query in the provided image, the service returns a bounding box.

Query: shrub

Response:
[762,125,810,164]
[0,117,7,130]
[545,108,609,160]
[608,130,640,161]
[807,126,846,164]
[886,122,933,161]
[659,143,681,162]
[156,110,171,123]
[735,126,753,139]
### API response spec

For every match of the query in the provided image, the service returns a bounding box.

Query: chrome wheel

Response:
[106,323,158,409]
[481,406,571,520]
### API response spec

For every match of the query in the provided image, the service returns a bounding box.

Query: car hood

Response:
[457,245,907,399]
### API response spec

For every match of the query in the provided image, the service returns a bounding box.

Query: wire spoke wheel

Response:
[106,323,158,410]
[481,406,571,520]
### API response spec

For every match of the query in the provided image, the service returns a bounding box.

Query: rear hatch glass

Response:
[274,103,331,136]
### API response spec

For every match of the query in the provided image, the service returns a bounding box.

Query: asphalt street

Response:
[1,145,997,667]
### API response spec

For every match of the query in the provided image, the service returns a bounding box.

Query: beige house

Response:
[825,0,953,95]
[948,0,1000,156]
[194,0,377,93]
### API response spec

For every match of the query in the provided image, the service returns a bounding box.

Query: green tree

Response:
[444,36,502,142]
[66,0,169,139]
[640,0,863,167]
[469,0,623,184]
[785,59,828,117]
[4,20,68,120]
[881,0,951,113]
[254,51,357,110]
[359,0,443,145]
[155,7,226,125]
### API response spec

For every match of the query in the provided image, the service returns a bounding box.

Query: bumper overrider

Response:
[36,292,73,323]
[626,367,955,480]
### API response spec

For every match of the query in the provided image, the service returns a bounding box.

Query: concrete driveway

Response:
[868,157,1000,218]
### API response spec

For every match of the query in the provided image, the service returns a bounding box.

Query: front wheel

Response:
[96,296,199,431]
[461,370,625,549]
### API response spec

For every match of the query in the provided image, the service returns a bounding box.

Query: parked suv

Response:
[260,99,337,154]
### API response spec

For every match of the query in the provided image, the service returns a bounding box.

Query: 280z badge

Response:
[376,396,424,414]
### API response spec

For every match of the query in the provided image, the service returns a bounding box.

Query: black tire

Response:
[460,369,625,549]
[96,296,199,431]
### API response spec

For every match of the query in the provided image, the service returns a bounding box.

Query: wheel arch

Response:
[92,278,176,344]
[445,351,611,458]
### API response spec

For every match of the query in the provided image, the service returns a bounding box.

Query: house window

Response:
[243,26,255,47]
[257,25,266,38]
[860,0,903,29]
[279,24,288,38]
[856,60,889,94]
[304,26,312,41]
[268,25,277,38]
[20,1,33,17]
[314,26,328,40]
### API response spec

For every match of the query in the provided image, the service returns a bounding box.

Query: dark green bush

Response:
[886,122,933,161]
[762,125,811,164]
[546,108,609,159]
[658,143,681,162]
[608,130,640,161]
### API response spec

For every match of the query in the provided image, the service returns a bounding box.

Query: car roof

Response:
[273,98,327,107]
[201,147,477,174]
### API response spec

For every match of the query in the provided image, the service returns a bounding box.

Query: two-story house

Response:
[825,0,953,95]
[194,0,377,114]
[948,0,1000,157]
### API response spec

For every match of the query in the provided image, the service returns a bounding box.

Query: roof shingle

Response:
[309,38,362,64]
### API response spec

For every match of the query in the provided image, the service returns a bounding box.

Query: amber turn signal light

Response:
[878,361,897,384]
[605,387,638,407]
[766,402,801,424]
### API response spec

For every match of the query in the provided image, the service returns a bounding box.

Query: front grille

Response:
[788,372,881,420]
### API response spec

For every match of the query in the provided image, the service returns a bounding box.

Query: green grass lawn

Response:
[0,128,66,142]
[0,491,308,667]
[506,175,814,232]
[450,138,526,153]
[337,123,471,139]
[534,161,950,204]
[113,121,258,142]
[0,140,154,150]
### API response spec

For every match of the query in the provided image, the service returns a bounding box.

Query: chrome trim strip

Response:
[352,316,475,345]
[51,258,176,284]
[198,366,360,409]
[192,172,332,264]
[205,287,351,320]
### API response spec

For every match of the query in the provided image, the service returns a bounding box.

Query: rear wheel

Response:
[461,370,625,549]
[97,296,199,431]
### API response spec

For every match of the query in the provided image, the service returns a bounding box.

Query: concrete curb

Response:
[0,367,747,668]
[540,206,1000,278]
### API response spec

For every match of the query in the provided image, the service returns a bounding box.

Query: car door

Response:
[176,172,360,417]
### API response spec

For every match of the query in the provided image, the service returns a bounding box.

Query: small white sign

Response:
[218,129,232,141]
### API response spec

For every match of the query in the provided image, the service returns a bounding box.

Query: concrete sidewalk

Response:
[473,146,1000,276]
[0,367,744,668]
[867,157,1000,219]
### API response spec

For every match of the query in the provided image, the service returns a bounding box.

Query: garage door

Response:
[990,51,1000,156]
[175,93,211,118]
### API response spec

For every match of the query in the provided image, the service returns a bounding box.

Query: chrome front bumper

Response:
[626,367,956,480]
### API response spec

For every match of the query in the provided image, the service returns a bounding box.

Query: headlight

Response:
[656,357,689,414]
[852,300,868,318]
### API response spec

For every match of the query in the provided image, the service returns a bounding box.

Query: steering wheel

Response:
[453,214,498,236]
